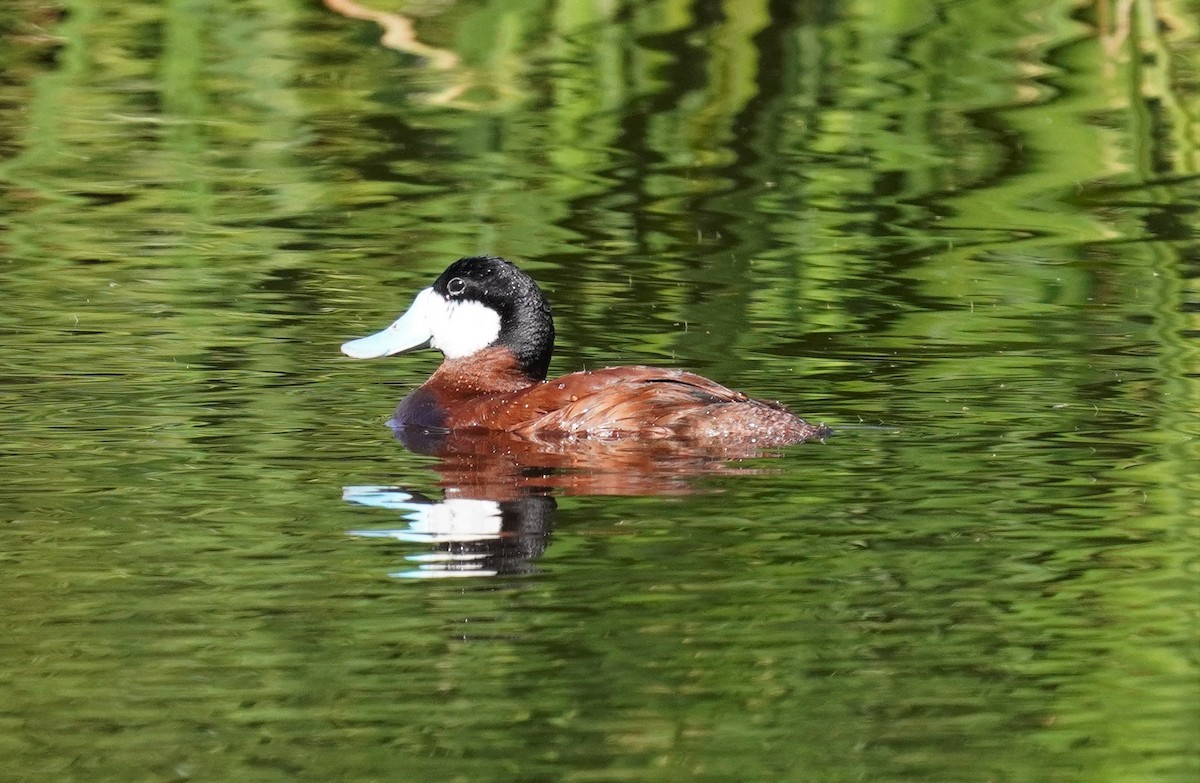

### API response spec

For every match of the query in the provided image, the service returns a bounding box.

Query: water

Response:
[1,0,1197,780]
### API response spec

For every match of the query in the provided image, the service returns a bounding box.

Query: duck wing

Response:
[496,366,785,439]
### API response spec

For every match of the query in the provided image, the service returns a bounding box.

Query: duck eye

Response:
[447,277,466,296]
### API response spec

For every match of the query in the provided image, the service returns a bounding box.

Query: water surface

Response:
[1,1,1197,781]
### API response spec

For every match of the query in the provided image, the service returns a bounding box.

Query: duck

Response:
[341,256,829,446]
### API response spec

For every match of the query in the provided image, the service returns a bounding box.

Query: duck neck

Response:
[502,302,554,381]
[430,346,543,395]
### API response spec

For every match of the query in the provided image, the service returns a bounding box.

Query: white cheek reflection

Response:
[344,486,503,579]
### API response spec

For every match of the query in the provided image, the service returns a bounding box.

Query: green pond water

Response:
[1,0,1197,780]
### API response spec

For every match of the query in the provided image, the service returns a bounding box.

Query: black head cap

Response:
[432,256,555,380]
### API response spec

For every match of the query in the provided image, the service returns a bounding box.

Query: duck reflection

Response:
[345,422,791,579]
[344,486,555,579]
[392,421,787,496]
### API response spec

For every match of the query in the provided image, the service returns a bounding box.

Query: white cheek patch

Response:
[427,296,502,359]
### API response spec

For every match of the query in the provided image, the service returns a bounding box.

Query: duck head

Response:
[341,256,556,381]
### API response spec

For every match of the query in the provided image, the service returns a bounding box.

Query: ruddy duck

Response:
[341,256,828,446]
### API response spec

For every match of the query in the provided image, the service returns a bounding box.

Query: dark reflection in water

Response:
[346,421,815,577]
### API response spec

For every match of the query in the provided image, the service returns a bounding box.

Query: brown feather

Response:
[404,358,826,446]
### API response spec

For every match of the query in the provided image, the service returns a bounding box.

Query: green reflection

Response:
[0,0,1196,781]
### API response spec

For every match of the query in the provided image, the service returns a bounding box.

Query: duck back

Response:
[423,366,827,446]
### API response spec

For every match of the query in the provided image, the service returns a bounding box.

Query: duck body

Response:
[395,350,821,443]
[343,256,828,447]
